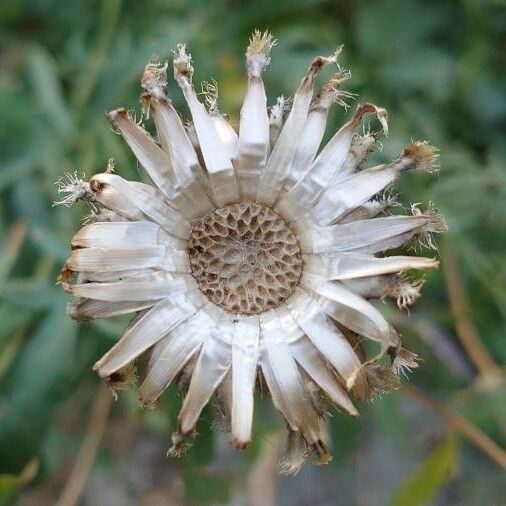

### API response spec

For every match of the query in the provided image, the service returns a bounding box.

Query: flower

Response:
[57,30,446,474]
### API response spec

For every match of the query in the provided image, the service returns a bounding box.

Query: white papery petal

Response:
[283,71,351,190]
[79,269,158,283]
[211,112,238,161]
[301,214,428,254]
[66,246,189,273]
[178,321,233,434]
[71,220,184,250]
[235,32,273,199]
[287,295,365,393]
[312,165,397,225]
[173,45,239,206]
[305,252,438,280]
[289,336,358,415]
[336,132,377,181]
[90,173,190,239]
[304,275,396,346]
[66,271,187,301]
[277,103,387,220]
[260,334,325,453]
[257,52,340,205]
[268,95,288,150]
[149,97,209,183]
[139,308,213,407]
[230,317,260,447]
[340,275,391,299]
[67,298,156,320]
[94,295,201,377]
[106,109,176,197]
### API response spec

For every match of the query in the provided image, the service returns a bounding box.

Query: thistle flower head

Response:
[57,32,445,474]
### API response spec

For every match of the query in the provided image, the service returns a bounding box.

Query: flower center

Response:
[187,202,303,315]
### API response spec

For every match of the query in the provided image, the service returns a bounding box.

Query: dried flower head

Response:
[58,30,445,474]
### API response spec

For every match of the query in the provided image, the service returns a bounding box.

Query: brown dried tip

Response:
[56,265,74,285]
[89,178,104,193]
[403,141,439,173]
[102,364,137,394]
[173,43,193,84]
[299,45,343,91]
[365,365,401,399]
[311,70,355,110]
[167,430,196,458]
[351,103,389,136]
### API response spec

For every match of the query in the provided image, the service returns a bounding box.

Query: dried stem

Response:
[440,240,502,385]
[0,220,28,280]
[402,384,506,469]
[57,384,113,506]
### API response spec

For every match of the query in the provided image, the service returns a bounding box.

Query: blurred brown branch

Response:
[441,240,502,386]
[57,384,113,506]
[402,384,506,469]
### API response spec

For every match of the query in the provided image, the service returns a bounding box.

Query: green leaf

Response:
[0,310,77,472]
[389,436,458,506]
[0,458,39,505]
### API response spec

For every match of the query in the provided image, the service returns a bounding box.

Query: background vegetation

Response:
[0,0,505,504]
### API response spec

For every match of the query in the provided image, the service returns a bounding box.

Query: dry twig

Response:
[402,384,506,469]
[440,240,502,386]
[57,384,113,506]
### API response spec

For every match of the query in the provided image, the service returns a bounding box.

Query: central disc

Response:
[187,202,303,315]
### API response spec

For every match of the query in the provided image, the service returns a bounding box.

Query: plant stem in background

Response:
[441,240,502,386]
[57,384,113,506]
[402,384,506,469]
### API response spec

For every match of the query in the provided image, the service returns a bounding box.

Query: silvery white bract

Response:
[56,31,446,474]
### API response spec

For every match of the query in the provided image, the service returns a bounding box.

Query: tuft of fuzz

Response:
[140,58,168,101]
[382,274,426,311]
[365,365,401,399]
[392,347,421,377]
[412,202,448,250]
[201,79,220,114]
[103,364,137,399]
[401,141,439,173]
[53,171,95,208]
[311,70,355,110]
[246,30,276,77]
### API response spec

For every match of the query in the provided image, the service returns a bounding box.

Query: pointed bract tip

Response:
[299,48,343,91]
[173,43,194,83]
[141,58,168,100]
[101,364,138,392]
[312,70,356,110]
[352,103,389,137]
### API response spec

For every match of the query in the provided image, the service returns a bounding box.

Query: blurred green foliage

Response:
[0,0,505,504]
